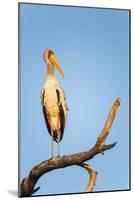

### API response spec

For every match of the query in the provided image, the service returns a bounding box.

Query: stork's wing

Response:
[41,89,51,135]
[56,89,66,141]
[60,86,69,113]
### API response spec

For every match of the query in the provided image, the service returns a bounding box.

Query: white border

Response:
[0,0,133,199]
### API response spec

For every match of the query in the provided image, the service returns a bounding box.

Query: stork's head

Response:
[43,48,64,78]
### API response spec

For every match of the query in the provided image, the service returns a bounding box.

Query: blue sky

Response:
[19,3,130,196]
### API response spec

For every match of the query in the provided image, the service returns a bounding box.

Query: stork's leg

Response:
[57,114,61,157]
[51,133,54,159]
[49,116,54,159]
[58,140,60,157]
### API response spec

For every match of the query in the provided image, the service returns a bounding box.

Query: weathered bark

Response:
[20,97,121,197]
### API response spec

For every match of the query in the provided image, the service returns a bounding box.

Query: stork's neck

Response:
[46,64,56,80]
[47,64,55,75]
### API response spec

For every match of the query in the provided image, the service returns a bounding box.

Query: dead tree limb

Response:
[20,97,121,197]
[78,163,98,192]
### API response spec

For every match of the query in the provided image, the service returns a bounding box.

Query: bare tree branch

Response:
[20,97,121,197]
[96,97,121,147]
[78,163,98,192]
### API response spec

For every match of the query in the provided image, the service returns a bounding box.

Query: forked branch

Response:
[20,97,121,197]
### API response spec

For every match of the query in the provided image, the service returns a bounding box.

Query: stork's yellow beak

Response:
[49,53,64,78]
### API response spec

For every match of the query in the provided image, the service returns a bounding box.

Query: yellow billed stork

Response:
[41,48,68,158]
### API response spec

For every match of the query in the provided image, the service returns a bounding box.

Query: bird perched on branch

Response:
[41,48,68,158]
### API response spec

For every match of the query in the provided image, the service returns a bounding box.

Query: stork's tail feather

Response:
[51,130,61,143]
[48,112,63,143]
